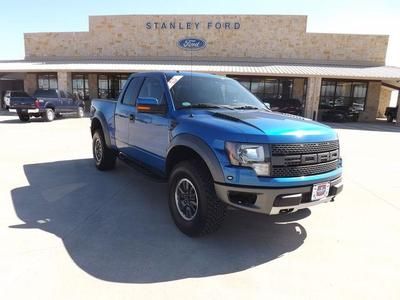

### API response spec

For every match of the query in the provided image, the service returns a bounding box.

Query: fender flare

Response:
[167,134,225,183]
[91,112,112,148]
[44,103,56,110]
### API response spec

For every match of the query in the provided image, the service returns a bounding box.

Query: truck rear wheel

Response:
[43,108,55,122]
[18,113,30,122]
[168,160,226,237]
[92,130,116,170]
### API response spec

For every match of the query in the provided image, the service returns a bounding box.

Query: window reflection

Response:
[37,73,58,89]
[228,75,307,116]
[97,74,129,99]
[319,80,367,111]
[72,74,89,100]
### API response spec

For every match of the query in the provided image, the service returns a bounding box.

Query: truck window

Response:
[169,76,265,109]
[33,90,58,98]
[122,77,143,106]
[138,77,165,104]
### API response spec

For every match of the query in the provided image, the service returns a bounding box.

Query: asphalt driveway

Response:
[0,112,399,299]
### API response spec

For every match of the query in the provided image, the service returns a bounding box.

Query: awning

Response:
[1,59,400,81]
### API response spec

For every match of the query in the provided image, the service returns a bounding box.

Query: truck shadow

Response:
[10,159,310,283]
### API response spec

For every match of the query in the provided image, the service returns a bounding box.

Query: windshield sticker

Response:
[168,75,183,89]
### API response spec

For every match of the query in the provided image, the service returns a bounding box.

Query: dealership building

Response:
[1,14,400,122]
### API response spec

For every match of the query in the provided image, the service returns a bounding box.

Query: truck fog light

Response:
[252,163,271,176]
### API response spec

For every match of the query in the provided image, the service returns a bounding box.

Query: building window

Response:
[97,74,129,99]
[319,80,368,111]
[72,74,89,100]
[228,75,307,116]
[37,73,58,89]
[230,76,292,101]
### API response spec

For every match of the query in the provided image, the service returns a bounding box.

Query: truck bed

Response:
[9,96,36,109]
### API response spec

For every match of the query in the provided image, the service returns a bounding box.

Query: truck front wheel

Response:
[92,130,116,170]
[387,115,394,123]
[168,160,226,237]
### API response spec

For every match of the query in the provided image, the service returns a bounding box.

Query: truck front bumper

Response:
[214,176,343,215]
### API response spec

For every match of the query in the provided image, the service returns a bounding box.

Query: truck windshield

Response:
[33,90,58,98]
[168,75,266,110]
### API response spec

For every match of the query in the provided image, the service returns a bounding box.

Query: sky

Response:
[0,0,399,66]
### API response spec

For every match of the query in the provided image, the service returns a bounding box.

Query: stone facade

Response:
[57,72,72,92]
[24,73,37,95]
[377,87,392,118]
[358,82,382,122]
[304,77,321,119]
[24,15,388,65]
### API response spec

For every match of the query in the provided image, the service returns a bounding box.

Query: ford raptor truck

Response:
[90,72,343,236]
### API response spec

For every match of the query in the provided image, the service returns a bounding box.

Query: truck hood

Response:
[209,110,338,143]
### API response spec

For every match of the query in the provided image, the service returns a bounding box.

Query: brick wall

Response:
[24,15,388,65]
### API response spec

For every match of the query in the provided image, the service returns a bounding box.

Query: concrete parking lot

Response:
[0,112,399,300]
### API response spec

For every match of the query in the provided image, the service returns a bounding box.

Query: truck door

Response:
[66,92,76,111]
[130,76,170,170]
[114,77,143,153]
[58,90,68,112]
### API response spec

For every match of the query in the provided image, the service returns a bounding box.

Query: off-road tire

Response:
[18,113,30,122]
[92,130,116,170]
[168,160,226,237]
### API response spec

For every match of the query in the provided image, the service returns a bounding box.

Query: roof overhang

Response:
[1,59,400,81]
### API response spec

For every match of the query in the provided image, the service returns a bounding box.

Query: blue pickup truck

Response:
[90,72,343,236]
[9,89,84,122]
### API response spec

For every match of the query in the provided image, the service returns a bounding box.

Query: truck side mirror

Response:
[137,97,167,114]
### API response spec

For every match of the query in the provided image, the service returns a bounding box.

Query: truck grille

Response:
[272,160,338,177]
[271,140,340,177]
[271,140,339,155]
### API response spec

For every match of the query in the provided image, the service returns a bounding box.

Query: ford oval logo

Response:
[177,37,207,50]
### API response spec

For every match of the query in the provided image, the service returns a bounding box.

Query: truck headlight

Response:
[225,142,271,176]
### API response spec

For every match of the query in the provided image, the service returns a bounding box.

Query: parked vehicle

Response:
[321,106,359,122]
[90,72,343,236]
[3,90,31,110]
[9,89,84,122]
[385,106,398,123]
[265,98,303,115]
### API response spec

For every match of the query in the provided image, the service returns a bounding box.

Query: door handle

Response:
[129,114,135,121]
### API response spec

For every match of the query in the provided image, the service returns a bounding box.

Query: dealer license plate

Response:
[311,182,331,201]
